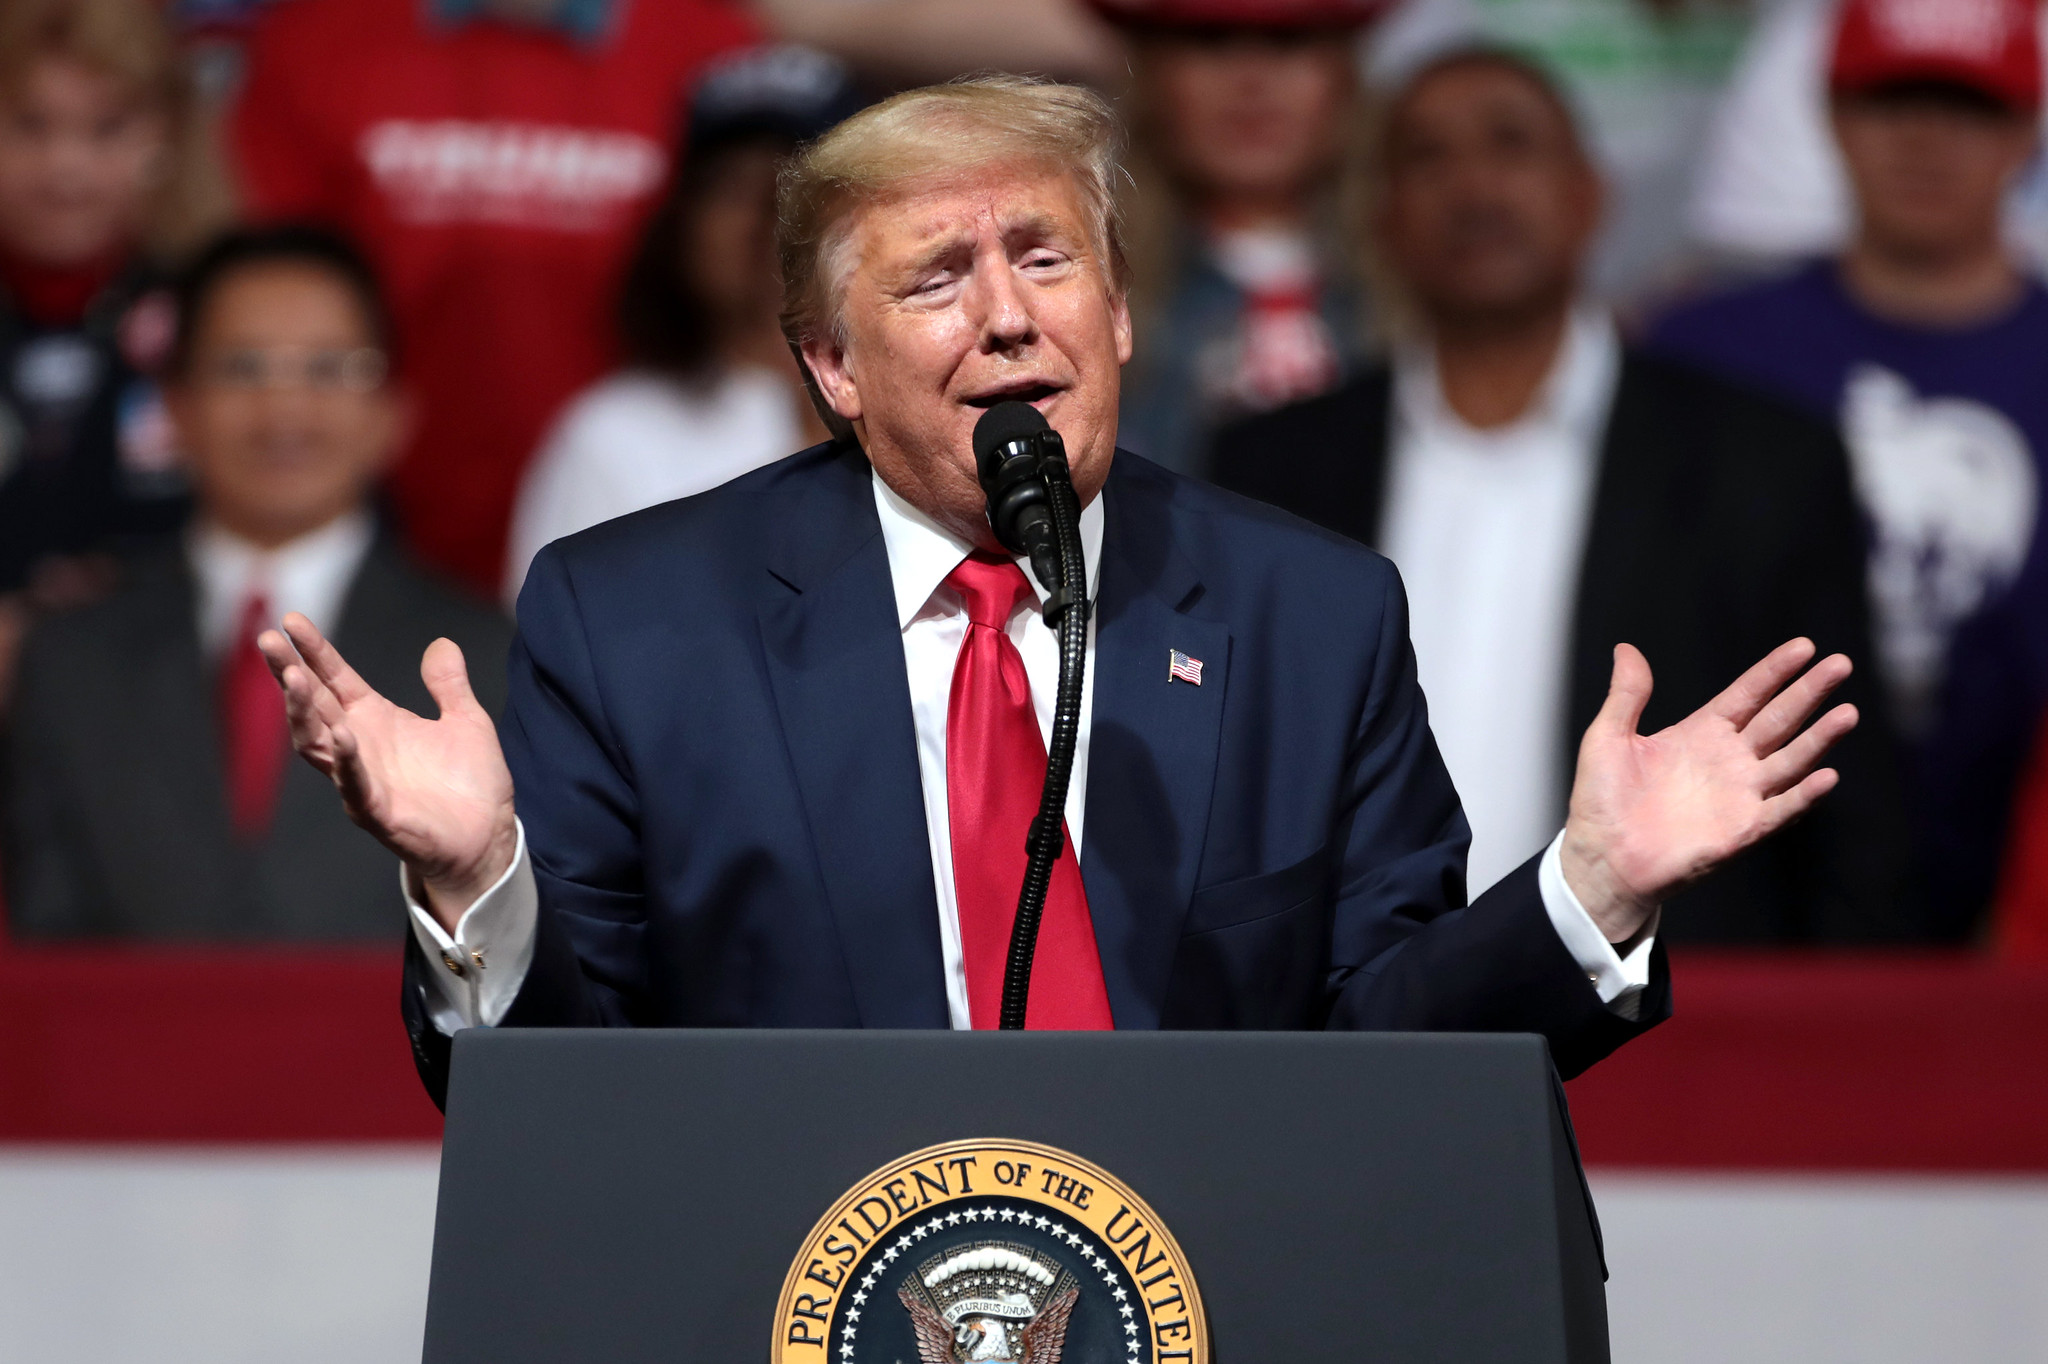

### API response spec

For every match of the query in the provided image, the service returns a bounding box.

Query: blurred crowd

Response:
[1,0,2046,956]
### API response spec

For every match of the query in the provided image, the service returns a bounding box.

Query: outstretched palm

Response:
[259,614,516,929]
[1563,638,1858,942]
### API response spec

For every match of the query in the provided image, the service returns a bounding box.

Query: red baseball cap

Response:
[1830,0,2043,112]
[1086,0,1391,30]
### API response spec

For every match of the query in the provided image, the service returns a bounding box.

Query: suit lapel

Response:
[757,446,950,1027]
[1081,458,1230,1029]
[124,554,250,933]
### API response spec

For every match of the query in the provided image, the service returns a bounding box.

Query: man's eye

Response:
[215,351,267,386]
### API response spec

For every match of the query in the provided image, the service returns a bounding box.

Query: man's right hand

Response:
[259,613,516,933]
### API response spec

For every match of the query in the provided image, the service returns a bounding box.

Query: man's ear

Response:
[786,340,856,442]
[799,334,863,425]
[1110,288,1134,367]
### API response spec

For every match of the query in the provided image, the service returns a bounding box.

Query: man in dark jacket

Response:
[5,225,509,939]
[1214,48,1913,943]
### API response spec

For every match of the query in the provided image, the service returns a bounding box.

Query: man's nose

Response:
[972,261,1039,352]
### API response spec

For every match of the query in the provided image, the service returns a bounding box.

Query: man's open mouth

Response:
[964,383,1061,408]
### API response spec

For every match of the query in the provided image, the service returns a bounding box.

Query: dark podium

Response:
[423,1030,1608,1363]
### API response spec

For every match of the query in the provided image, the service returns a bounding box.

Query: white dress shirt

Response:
[188,510,376,660]
[1381,309,1658,993]
[1382,308,1615,895]
[409,465,1649,1032]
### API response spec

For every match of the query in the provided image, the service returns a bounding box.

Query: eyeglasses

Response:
[196,346,389,394]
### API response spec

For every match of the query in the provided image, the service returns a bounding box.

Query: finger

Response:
[419,637,482,720]
[277,662,338,764]
[280,612,375,706]
[1589,643,1654,740]
[1705,637,1819,728]
[1757,703,1859,795]
[327,717,378,818]
[257,628,299,687]
[285,660,349,734]
[279,662,359,782]
[1744,655,1853,756]
[1755,766,1842,839]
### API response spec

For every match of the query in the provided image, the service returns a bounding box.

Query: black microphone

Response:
[972,400,1065,604]
[968,399,1092,1028]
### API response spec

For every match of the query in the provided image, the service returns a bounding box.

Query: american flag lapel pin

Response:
[1168,649,1204,686]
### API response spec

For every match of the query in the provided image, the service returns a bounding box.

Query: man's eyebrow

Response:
[883,208,1086,287]
[894,230,973,282]
[1002,209,1080,248]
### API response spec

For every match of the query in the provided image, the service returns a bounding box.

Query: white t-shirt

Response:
[504,366,804,604]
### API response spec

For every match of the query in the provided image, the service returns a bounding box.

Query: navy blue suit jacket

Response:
[403,442,1668,1103]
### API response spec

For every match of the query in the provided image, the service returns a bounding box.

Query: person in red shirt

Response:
[229,0,757,594]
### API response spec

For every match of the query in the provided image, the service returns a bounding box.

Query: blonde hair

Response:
[776,74,1129,349]
[1116,41,1380,362]
[0,0,233,260]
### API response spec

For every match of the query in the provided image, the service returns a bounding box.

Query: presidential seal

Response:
[773,1139,1207,1364]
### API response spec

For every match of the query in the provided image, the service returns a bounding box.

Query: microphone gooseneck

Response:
[970,402,1091,1030]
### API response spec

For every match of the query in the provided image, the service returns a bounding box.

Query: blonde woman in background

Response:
[0,0,231,712]
[1094,0,1385,479]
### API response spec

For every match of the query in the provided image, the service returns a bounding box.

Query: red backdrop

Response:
[3,945,2044,1166]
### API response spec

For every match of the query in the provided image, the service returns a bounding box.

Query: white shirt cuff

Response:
[1536,830,1658,1022]
[403,820,540,1034]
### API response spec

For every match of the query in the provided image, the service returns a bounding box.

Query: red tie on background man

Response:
[944,554,1115,1030]
[219,591,289,839]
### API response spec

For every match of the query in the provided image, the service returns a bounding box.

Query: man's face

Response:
[166,263,406,548]
[1833,88,2036,262]
[1140,29,1356,207]
[0,57,166,266]
[1377,61,1601,330]
[800,165,1133,547]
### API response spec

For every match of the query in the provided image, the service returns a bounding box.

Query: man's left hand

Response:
[1561,638,1858,944]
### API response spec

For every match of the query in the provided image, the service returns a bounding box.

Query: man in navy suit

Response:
[261,78,1859,1105]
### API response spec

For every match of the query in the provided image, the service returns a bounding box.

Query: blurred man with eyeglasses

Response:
[3,224,510,939]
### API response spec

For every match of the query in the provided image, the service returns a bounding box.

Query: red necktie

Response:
[944,554,1114,1030]
[219,592,289,839]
